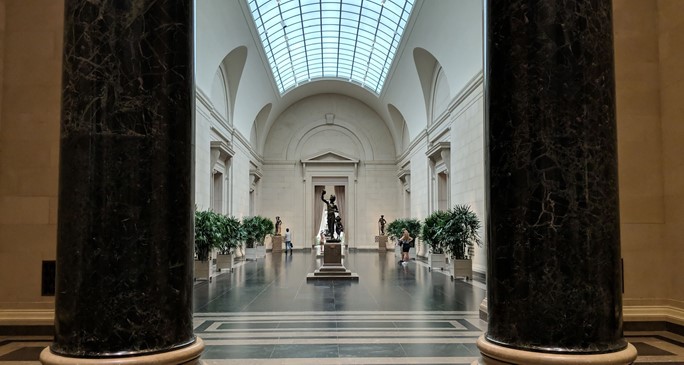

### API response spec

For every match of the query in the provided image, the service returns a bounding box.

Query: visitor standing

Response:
[399,228,412,264]
[285,228,293,254]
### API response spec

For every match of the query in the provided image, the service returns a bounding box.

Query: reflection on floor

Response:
[1,251,683,364]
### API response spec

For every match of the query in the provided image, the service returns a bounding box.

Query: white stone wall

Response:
[260,94,399,248]
[229,137,256,220]
[357,163,401,246]
[408,137,430,221]
[259,163,303,245]
[449,82,486,273]
[196,87,256,221]
[194,102,213,211]
[263,94,395,161]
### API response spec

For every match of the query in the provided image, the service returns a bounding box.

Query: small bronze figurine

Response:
[378,215,386,235]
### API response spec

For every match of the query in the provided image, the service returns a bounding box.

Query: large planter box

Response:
[194,259,212,281]
[245,244,266,260]
[245,247,257,260]
[452,259,473,280]
[417,241,427,257]
[216,254,233,272]
[428,253,447,271]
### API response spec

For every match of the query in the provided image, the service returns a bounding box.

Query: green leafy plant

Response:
[194,210,223,261]
[421,210,451,254]
[438,204,482,259]
[386,218,422,242]
[241,215,274,248]
[216,215,243,255]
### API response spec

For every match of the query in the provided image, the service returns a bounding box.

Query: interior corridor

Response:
[2,251,683,364]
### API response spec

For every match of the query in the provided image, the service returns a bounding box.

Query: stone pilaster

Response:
[478,0,636,363]
[41,1,203,363]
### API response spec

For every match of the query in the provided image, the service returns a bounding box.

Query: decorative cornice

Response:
[426,141,451,162]
[232,128,264,166]
[210,140,235,160]
[196,87,231,132]
[249,169,263,180]
[301,150,360,164]
[428,70,483,138]
[300,151,360,181]
[396,129,427,164]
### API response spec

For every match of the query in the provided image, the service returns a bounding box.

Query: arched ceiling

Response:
[256,78,393,153]
[246,0,415,95]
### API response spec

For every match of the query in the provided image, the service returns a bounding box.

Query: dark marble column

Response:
[479,0,636,363]
[42,1,203,363]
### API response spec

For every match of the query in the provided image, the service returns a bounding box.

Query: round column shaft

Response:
[480,0,636,363]
[42,1,203,363]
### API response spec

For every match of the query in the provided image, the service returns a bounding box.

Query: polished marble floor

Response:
[1,251,683,364]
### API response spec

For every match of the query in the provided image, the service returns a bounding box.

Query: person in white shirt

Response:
[285,228,293,254]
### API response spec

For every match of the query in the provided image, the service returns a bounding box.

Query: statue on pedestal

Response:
[321,190,339,239]
[275,216,282,236]
[378,215,386,235]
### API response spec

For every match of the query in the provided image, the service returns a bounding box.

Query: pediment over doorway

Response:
[301,150,359,164]
[301,150,359,182]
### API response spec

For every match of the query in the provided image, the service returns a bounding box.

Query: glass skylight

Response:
[247,0,415,95]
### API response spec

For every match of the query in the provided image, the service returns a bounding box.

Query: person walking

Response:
[285,228,293,254]
[399,228,412,264]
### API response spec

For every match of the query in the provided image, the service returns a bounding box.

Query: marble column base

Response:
[475,336,637,365]
[40,338,204,365]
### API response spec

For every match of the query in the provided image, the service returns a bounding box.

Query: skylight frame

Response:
[247,0,415,95]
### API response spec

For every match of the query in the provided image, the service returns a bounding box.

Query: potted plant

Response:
[421,210,450,271]
[216,215,243,272]
[386,218,422,258]
[242,215,274,260]
[194,209,222,281]
[439,204,482,280]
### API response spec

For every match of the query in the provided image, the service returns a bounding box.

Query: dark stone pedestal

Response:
[307,242,358,281]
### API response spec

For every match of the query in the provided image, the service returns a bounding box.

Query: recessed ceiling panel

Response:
[248,0,415,95]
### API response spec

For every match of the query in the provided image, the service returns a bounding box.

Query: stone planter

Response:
[417,241,427,257]
[452,258,473,280]
[216,254,233,272]
[428,252,447,271]
[245,247,257,260]
[194,259,212,281]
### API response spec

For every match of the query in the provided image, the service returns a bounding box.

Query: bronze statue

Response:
[275,216,282,236]
[378,215,386,235]
[320,190,339,238]
[335,215,344,237]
